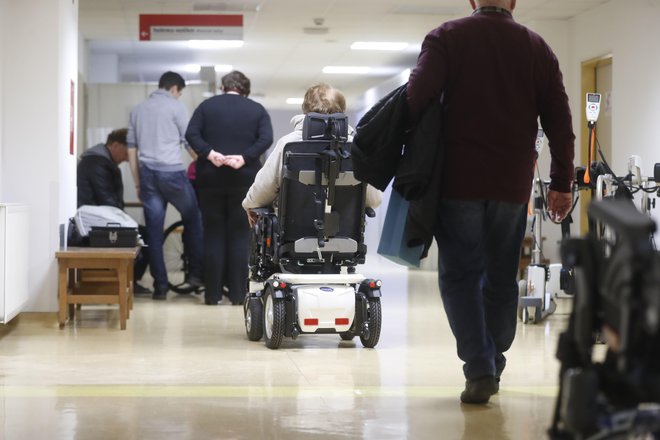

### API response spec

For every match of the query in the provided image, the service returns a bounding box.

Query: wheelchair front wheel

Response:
[245,297,264,341]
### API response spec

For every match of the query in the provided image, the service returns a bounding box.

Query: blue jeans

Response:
[140,165,203,291]
[434,199,527,380]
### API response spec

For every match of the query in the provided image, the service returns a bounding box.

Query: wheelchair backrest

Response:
[277,113,367,260]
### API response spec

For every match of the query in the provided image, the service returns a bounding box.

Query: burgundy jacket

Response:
[407,8,575,204]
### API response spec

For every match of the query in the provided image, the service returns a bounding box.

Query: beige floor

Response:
[0,258,571,440]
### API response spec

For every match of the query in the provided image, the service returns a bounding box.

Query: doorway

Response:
[579,54,613,234]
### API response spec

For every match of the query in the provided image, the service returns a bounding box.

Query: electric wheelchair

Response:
[549,199,660,439]
[243,112,383,350]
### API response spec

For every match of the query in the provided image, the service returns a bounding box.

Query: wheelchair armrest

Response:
[251,207,274,217]
[365,207,376,218]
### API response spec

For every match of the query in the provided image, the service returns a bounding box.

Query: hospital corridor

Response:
[0,259,567,439]
[3,1,660,439]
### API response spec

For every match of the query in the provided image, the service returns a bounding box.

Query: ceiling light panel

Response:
[322,66,371,74]
[192,1,261,12]
[351,41,408,51]
[187,40,244,49]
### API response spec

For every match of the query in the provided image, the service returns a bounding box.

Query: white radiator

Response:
[0,203,29,324]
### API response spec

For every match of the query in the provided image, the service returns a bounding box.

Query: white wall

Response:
[1,0,78,312]
[0,1,4,198]
[88,53,119,84]
[568,0,660,241]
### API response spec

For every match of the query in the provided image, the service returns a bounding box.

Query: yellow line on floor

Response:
[0,385,558,398]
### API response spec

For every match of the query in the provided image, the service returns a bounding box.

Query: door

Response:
[580,55,613,234]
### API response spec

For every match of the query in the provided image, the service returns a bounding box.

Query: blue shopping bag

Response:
[377,189,424,268]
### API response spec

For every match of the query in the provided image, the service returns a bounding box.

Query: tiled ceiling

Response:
[79,0,611,109]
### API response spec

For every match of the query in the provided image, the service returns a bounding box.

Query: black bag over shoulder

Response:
[352,84,409,191]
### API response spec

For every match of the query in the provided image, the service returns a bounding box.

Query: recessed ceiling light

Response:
[350,41,408,51]
[322,66,371,74]
[187,40,244,49]
[184,64,201,73]
[286,97,304,105]
[214,64,233,73]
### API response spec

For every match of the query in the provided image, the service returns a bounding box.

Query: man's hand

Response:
[207,150,225,167]
[246,209,258,227]
[547,189,573,223]
[224,155,245,170]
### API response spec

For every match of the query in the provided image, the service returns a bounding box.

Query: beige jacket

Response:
[242,114,382,210]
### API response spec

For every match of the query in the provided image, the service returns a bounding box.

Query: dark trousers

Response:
[434,199,527,380]
[197,189,250,304]
[134,224,149,282]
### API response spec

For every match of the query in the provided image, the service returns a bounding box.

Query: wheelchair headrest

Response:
[302,112,349,141]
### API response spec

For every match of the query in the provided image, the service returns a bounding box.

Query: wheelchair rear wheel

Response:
[263,288,285,349]
[163,220,199,294]
[359,298,382,348]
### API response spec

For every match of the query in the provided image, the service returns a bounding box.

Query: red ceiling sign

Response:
[139,14,243,41]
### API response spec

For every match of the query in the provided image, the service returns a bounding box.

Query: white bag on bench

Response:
[74,205,138,237]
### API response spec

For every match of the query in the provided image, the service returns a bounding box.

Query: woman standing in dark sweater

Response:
[186,71,273,305]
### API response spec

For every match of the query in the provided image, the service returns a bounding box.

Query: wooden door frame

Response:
[579,54,613,234]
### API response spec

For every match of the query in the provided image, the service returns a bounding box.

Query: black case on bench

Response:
[89,223,139,247]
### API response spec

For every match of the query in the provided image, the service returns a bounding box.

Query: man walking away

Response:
[407,0,575,404]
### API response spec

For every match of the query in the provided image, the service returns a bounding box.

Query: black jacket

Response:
[186,93,273,192]
[353,83,444,258]
[77,143,124,209]
[352,84,409,191]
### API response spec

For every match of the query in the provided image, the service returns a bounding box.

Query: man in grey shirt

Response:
[127,71,203,300]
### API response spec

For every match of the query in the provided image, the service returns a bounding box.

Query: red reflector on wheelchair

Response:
[279,282,287,289]
[369,281,376,288]
[304,318,318,326]
[266,238,271,247]
[335,318,349,326]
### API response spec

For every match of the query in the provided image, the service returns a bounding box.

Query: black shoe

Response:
[177,276,204,293]
[134,282,152,295]
[460,375,498,404]
[204,297,219,306]
[152,288,168,300]
[494,362,505,393]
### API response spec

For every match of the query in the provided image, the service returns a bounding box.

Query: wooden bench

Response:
[55,247,140,330]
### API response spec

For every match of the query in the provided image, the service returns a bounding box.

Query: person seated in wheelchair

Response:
[242,83,382,226]
[241,83,382,277]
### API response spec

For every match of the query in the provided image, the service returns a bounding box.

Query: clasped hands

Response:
[207,150,245,169]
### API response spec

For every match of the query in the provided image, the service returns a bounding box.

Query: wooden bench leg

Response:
[58,263,68,329]
[118,260,128,330]
[127,262,134,316]
[69,269,78,320]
